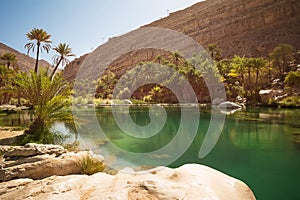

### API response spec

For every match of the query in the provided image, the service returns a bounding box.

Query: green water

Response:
[1,106,300,199]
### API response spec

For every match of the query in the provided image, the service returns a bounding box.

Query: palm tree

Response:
[10,70,72,143]
[0,65,14,104]
[24,28,52,73]
[0,52,17,69]
[51,43,75,78]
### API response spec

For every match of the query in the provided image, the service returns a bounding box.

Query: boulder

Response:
[0,164,256,200]
[259,89,286,104]
[218,101,242,109]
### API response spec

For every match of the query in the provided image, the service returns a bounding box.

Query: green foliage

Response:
[279,96,300,108]
[0,52,18,70]
[269,44,294,76]
[9,70,73,143]
[78,155,105,175]
[25,28,52,73]
[267,98,279,107]
[63,141,81,151]
[95,71,117,99]
[51,43,75,78]
[207,43,222,61]
[0,65,16,104]
[225,56,268,103]
[130,99,147,104]
[284,71,300,94]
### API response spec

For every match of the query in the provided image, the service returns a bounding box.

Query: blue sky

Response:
[1,0,202,64]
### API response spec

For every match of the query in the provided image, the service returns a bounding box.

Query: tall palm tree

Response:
[0,52,17,69]
[51,43,75,78]
[24,28,52,73]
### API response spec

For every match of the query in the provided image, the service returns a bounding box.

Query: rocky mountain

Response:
[145,0,300,58]
[0,43,51,71]
[63,0,300,81]
[62,54,88,81]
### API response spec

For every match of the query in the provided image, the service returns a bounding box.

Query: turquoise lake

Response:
[1,106,300,199]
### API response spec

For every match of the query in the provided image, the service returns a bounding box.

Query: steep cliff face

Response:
[63,54,88,81]
[0,43,51,71]
[145,0,300,57]
[63,0,300,81]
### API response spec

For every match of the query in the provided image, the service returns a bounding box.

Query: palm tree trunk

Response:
[248,68,251,84]
[50,57,62,79]
[34,43,40,73]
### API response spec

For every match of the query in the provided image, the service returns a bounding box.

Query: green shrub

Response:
[267,98,279,107]
[63,141,81,151]
[279,96,300,108]
[131,99,147,104]
[284,71,300,94]
[78,154,105,175]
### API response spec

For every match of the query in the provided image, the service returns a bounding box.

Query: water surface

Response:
[1,106,299,199]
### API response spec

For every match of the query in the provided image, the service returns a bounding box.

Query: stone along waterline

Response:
[1,106,300,199]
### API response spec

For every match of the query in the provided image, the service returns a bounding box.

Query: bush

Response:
[267,98,279,107]
[78,154,105,175]
[63,141,81,151]
[284,71,300,94]
[279,96,300,108]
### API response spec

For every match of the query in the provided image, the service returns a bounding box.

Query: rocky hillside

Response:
[63,0,300,81]
[145,0,300,58]
[62,54,88,81]
[0,43,51,71]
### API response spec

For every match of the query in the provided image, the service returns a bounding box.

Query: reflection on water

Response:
[0,111,32,127]
[0,107,300,200]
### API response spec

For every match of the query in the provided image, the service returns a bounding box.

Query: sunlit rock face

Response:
[0,164,256,200]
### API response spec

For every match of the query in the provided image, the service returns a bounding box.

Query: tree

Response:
[24,28,52,73]
[249,58,267,88]
[269,44,294,77]
[10,70,72,143]
[230,56,247,85]
[0,65,15,104]
[284,71,300,94]
[0,52,17,69]
[51,43,75,78]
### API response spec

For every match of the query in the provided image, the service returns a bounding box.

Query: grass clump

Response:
[79,154,105,175]
[63,141,81,151]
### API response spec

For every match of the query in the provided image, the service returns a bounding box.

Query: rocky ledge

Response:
[0,143,103,182]
[0,144,256,199]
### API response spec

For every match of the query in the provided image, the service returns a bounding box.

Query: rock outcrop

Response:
[0,143,104,182]
[0,164,256,200]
